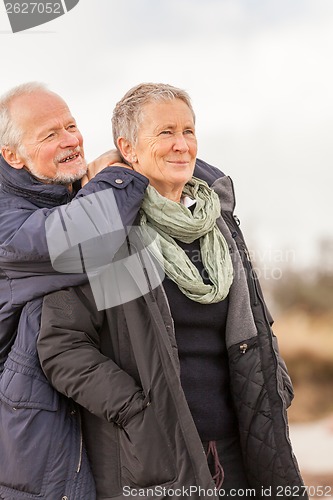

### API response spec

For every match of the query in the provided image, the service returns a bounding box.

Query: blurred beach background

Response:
[1,0,332,494]
[257,243,333,497]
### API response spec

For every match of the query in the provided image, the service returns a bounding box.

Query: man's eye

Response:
[68,124,77,130]
[159,130,172,135]
[184,129,195,135]
[45,133,55,140]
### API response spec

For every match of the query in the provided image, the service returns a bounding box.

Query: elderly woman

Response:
[38,84,306,499]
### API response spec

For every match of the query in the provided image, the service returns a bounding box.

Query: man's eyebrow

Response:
[37,118,77,139]
[36,127,57,140]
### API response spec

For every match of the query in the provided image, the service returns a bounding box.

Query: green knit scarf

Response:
[139,176,233,303]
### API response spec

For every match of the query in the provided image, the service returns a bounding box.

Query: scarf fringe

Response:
[206,440,225,490]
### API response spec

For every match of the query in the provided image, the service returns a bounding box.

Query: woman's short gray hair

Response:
[0,81,48,153]
[112,82,195,148]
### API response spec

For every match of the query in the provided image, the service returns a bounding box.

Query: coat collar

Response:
[0,154,79,208]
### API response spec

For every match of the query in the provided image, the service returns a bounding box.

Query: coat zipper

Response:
[223,210,258,306]
[241,244,258,306]
[72,407,83,473]
[219,176,259,307]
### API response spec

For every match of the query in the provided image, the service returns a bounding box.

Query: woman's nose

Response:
[173,133,190,152]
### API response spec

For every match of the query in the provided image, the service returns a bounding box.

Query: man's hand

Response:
[81,149,131,187]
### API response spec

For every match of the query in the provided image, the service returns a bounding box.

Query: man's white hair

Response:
[0,82,48,154]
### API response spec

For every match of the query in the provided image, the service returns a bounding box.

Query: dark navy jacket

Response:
[0,155,149,499]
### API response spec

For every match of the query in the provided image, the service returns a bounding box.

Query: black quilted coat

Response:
[38,160,307,500]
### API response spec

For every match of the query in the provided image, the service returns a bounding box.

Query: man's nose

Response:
[173,133,190,152]
[59,129,80,148]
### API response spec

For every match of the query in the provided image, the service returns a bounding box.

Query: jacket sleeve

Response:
[38,284,148,425]
[0,167,148,275]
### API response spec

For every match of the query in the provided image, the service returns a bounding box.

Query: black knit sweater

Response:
[162,238,238,441]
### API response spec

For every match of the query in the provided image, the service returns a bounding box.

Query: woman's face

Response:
[132,98,197,200]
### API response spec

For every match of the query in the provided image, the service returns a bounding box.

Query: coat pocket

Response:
[119,402,176,488]
[0,356,62,496]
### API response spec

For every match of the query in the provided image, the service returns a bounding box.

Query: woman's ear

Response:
[1,147,25,170]
[117,137,137,165]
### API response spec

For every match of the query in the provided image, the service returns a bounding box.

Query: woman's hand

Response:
[81,149,131,187]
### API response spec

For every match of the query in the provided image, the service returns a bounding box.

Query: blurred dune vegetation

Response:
[260,238,333,423]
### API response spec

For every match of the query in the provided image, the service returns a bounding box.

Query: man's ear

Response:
[1,147,25,170]
[117,137,137,165]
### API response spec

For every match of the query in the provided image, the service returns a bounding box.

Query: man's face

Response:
[10,90,87,185]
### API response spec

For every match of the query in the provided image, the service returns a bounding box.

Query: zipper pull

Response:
[240,343,248,354]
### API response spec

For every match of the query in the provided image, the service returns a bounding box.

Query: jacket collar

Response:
[0,154,79,208]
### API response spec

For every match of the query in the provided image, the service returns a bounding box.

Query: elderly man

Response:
[0,82,149,499]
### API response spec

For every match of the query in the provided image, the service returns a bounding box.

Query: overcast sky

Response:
[1,0,332,272]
